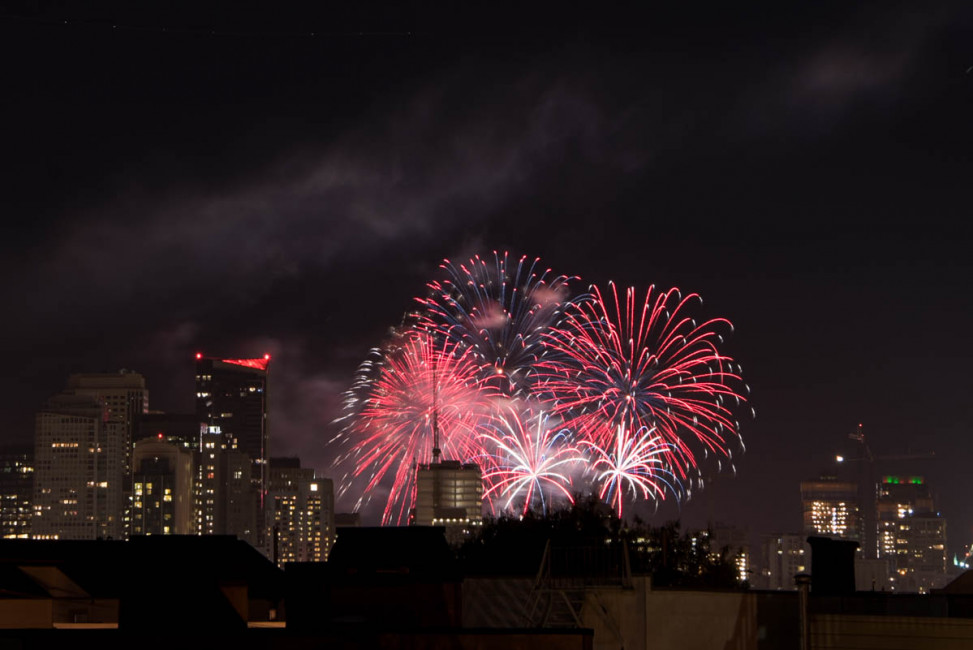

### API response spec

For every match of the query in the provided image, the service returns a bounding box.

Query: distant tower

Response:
[33,392,126,540]
[266,458,334,566]
[410,361,482,543]
[132,436,195,535]
[195,424,255,543]
[413,460,483,544]
[195,354,270,551]
[877,475,947,593]
[0,444,34,539]
[800,474,861,541]
[194,355,270,498]
[65,371,149,536]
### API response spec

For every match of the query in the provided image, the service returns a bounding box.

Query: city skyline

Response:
[3,2,971,552]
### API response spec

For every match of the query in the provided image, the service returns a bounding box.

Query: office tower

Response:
[413,459,482,544]
[876,475,934,558]
[758,534,810,590]
[65,371,149,536]
[32,392,126,540]
[266,458,334,565]
[194,355,270,496]
[800,474,861,541]
[877,475,947,593]
[132,437,195,535]
[196,425,256,544]
[195,355,269,549]
[0,444,34,539]
[65,371,148,479]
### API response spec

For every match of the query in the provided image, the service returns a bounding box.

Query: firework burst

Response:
[539,281,747,477]
[335,329,498,525]
[414,251,578,394]
[584,425,683,517]
[479,407,584,516]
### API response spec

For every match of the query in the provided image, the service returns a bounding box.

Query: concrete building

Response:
[131,437,195,535]
[32,393,126,540]
[413,459,482,544]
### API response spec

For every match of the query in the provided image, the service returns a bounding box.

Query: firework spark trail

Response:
[539,281,747,478]
[584,425,684,518]
[333,257,750,523]
[414,251,579,395]
[478,407,585,516]
[334,329,499,525]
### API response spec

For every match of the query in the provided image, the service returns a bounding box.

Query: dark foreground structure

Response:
[2,530,973,649]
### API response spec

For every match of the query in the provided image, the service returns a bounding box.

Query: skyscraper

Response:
[132,436,195,535]
[877,475,948,593]
[196,425,255,543]
[64,371,149,535]
[0,444,34,539]
[194,355,269,497]
[195,355,269,550]
[32,392,126,539]
[266,458,334,565]
[800,474,861,542]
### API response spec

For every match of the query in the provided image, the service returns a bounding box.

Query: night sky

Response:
[4,3,972,550]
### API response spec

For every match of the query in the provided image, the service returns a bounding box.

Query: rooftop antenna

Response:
[432,349,441,463]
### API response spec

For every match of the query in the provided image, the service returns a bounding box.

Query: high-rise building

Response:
[800,475,861,542]
[194,355,270,481]
[196,425,255,544]
[194,355,269,498]
[64,371,149,536]
[413,459,482,544]
[132,437,195,535]
[195,355,269,551]
[266,458,334,566]
[877,475,934,558]
[32,392,126,540]
[877,475,947,593]
[0,444,34,539]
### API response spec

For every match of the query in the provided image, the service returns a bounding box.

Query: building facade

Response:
[877,476,947,593]
[32,393,126,540]
[757,533,810,590]
[0,444,34,539]
[266,458,334,565]
[800,475,861,542]
[413,459,482,544]
[132,437,195,535]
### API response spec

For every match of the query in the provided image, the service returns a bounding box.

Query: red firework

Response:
[341,330,498,525]
[583,425,683,518]
[478,407,584,516]
[539,282,747,477]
